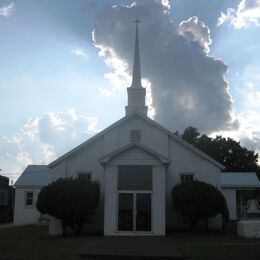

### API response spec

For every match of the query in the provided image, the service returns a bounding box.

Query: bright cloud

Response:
[211,110,260,156]
[247,91,260,104]
[0,108,100,181]
[71,48,88,60]
[244,82,256,90]
[211,78,260,156]
[218,0,260,29]
[178,16,212,55]
[0,2,14,17]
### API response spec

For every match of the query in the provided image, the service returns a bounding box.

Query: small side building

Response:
[14,165,51,225]
[221,172,260,220]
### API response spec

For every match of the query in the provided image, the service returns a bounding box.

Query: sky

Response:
[1,0,260,182]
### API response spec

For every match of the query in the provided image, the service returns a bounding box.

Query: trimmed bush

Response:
[37,177,100,234]
[172,181,228,230]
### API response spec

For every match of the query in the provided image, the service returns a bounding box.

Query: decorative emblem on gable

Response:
[130,129,141,142]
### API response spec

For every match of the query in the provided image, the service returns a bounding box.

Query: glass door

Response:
[136,193,151,232]
[118,192,151,232]
[118,193,134,231]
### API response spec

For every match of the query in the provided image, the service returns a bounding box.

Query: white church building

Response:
[14,22,260,235]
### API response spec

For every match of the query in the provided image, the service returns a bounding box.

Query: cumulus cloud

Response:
[0,108,100,180]
[247,91,260,104]
[93,0,236,133]
[218,0,260,29]
[244,82,256,90]
[211,110,260,155]
[178,16,212,55]
[71,48,88,60]
[0,2,14,17]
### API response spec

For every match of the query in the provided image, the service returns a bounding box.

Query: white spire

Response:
[131,17,142,88]
[125,18,148,116]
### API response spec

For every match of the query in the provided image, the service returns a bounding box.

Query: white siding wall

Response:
[13,188,41,225]
[152,165,165,235]
[222,189,237,220]
[104,166,118,235]
[51,161,66,180]
[104,127,118,155]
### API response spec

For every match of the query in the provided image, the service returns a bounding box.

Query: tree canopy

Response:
[181,126,259,173]
[172,181,228,230]
[37,177,100,234]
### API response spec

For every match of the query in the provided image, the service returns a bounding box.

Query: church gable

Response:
[115,115,169,158]
[103,146,161,166]
[49,112,224,171]
[99,142,170,167]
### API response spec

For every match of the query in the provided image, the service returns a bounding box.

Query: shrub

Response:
[37,177,100,234]
[172,181,228,230]
[0,206,13,223]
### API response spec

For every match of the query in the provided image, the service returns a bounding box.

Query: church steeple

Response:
[125,18,148,116]
[131,18,142,88]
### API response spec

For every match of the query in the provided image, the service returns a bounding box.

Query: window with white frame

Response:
[180,174,194,184]
[78,172,91,183]
[25,191,34,206]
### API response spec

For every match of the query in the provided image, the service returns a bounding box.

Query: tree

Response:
[181,126,259,173]
[172,181,228,230]
[181,126,200,145]
[37,178,100,235]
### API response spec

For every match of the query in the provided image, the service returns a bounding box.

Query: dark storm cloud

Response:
[93,0,238,133]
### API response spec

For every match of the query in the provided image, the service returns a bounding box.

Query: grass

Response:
[0,224,90,260]
[0,223,260,259]
[169,222,260,260]
[179,245,260,260]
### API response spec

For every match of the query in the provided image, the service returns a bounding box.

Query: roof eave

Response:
[48,113,139,168]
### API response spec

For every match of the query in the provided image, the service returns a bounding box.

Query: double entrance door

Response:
[117,192,152,233]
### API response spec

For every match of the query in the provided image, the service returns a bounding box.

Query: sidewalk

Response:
[80,236,188,259]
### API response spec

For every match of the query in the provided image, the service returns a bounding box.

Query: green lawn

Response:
[0,225,90,260]
[169,223,260,260]
[0,223,260,260]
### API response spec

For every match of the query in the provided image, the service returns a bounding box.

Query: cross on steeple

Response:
[133,17,141,24]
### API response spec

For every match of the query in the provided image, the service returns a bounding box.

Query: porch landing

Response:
[79,236,187,259]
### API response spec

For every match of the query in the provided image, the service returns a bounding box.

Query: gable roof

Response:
[221,172,260,188]
[15,165,52,188]
[49,112,225,170]
[99,142,171,167]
